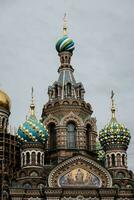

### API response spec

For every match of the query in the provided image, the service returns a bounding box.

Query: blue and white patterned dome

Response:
[16,89,48,144]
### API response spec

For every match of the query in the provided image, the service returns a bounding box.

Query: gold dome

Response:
[0,90,11,111]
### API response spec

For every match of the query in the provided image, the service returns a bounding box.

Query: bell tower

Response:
[42,15,97,164]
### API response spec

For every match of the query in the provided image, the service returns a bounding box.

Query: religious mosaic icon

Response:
[59,168,101,187]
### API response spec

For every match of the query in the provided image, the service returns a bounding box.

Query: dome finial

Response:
[63,13,67,36]
[111,90,116,119]
[30,87,35,116]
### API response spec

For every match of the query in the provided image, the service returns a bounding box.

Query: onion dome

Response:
[16,88,48,144]
[99,91,131,149]
[55,13,75,53]
[56,35,75,53]
[0,90,11,111]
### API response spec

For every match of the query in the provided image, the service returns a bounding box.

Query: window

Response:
[111,154,115,167]
[55,85,58,98]
[48,123,56,149]
[37,152,41,165]
[86,124,91,150]
[22,154,25,166]
[67,122,76,149]
[67,83,71,97]
[23,183,32,189]
[31,152,36,165]
[26,152,30,165]
[122,154,125,166]
[107,155,110,167]
[117,154,121,167]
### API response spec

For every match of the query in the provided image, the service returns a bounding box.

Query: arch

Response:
[126,184,133,189]
[26,152,30,165]
[42,153,44,165]
[111,154,115,167]
[47,103,52,108]
[84,118,96,132]
[107,155,110,167]
[128,171,133,179]
[81,103,85,107]
[23,182,32,189]
[63,101,69,105]
[44,114,59,127]
[55,84,58,98]
[67,121,76,149]
[117,171,125,178]
[22,153,25,166]
[31,151,36,165]
[122,154,125,166]
[48,155,112,188]
[48,122,57,150]
[54,102,60,106]
[37,152,41,164]
[72,101,79,106]
[60,111,83,126]
[117,153,121,167]
[30,171,38,177]
[86,124,92,150]
[66,83,71,97]
[113,184,120,189]
[37,183,45,190]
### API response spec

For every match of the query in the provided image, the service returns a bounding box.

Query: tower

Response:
[0,90,19,199]
[99,91,133,189]
[16,88,48,190]
[42,16,97,164]
[0,90,10,133]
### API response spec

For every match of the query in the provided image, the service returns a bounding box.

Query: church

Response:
[0,17,134,200]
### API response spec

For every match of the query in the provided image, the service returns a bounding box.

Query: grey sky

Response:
[0,0,134,170]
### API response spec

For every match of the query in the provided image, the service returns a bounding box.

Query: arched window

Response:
[55,85,58,98]
[67,122,76,149]
[67,83,71,97]
[26,152,30,165]
[48,123,56,150]
[117,153,121,167]
[117,172,125,178]
[23,183,32,189]
[31,152,36,165]
[86,124,91,150]
[107,155,110,167]
[122,154,125,166]
[111,154,115,167]
[42,154,44,165]
[37,152,41,165]
[22,153,25,166]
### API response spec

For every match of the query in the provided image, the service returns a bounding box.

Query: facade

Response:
[0,20,134,200]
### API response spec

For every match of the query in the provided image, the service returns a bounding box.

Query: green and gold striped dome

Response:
[99,92,131,148]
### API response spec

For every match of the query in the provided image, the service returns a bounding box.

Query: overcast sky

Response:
[0,0,134,170]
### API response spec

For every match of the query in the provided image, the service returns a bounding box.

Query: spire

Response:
[30,87,35,116]
[63,13,67,36]
[111,90,116,119]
